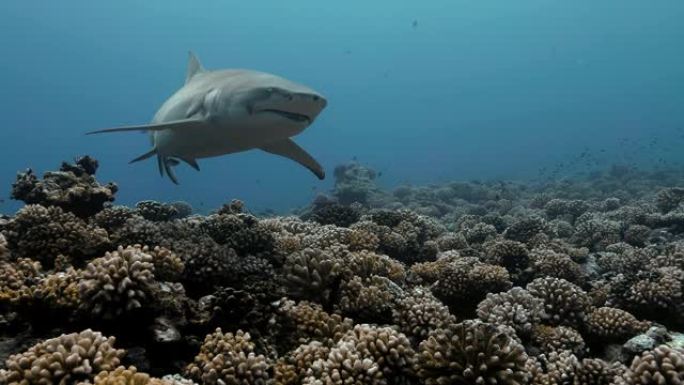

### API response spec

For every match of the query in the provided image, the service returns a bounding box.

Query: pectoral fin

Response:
[86,118,205,135]
[260,139,325,179]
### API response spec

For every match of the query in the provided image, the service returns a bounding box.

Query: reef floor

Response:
[1,157,683,384]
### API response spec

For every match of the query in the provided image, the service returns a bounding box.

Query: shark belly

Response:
[154,120,292,159]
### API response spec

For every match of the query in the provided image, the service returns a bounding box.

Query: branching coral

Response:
[282,247,342,304]
[586,307,649,342]
[274,341,330,385]
[392,287,456,342]
[529,247,585,284]
[477,287,544,336]
[336,276,398,323]
[530,325,586,357]
[1,329,125,385]
[78,245,158,318]
[201,213,275,256]
[10,156,117,218]
[484,239,531,284]
[527,277,591,327]
[3,204,109,266]
[416,320,528,385]
[302,324,416,385]
[616,345,684,385]
[0,233,9,261]
[87,366,193,385]
[185,328,271,385]
[277,300,353,347]
[431,258,512,312]
[135,200,181,222]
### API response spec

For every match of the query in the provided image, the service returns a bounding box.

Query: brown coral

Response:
[336,276,398,323]
[185,328,271,385]
[1,329,125,385]
[477,287,544,336]
[416,320,528,385]
[586,307,649,342]
[277,300,353,347]
[10,156,117,218]
[282,247,342,304]
[527,277,591,327]
[3,204,109,266]
[78,245,158,318]
[616,345,684,385]
[392,287,456,342]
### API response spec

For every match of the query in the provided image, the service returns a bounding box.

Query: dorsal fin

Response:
[186,51,205,84]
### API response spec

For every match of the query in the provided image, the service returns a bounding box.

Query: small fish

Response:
[378,171,383,177]
[412,19,418,28]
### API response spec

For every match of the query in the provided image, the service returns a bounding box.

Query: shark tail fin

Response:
[186,51,205,84]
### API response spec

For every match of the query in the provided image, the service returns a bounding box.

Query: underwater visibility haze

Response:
[1,1,684,384]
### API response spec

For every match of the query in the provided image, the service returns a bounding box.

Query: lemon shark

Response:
[87,52,327,184]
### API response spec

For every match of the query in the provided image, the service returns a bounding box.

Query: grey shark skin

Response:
[87,52,327,184]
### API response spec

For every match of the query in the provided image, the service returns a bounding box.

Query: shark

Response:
[87,52,327,184]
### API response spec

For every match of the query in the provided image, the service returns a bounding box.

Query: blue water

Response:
[1,1,683,214]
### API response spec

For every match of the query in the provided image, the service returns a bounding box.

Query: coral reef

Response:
[1,158,684,383]
[10,156,117,218]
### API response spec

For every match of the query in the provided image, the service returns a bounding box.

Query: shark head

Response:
[223,72,328,137]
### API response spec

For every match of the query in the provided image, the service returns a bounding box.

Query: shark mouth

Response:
[261,109,311,123]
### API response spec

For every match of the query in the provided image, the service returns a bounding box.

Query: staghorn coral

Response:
[185,328,271,385]
[78,245,158,319]
[10,156,117,218]
[476,287,545,336]
[616,345,684,385]
[527,277,591,327]
[392,287,456,342]
[1,329,125,385]
[416,320,528,385]
[3,204,109,266]
[586,307,649,342]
